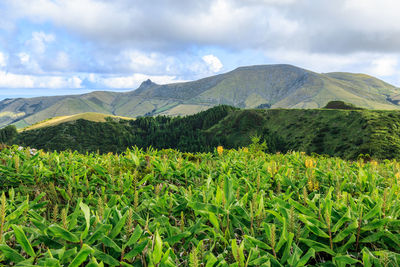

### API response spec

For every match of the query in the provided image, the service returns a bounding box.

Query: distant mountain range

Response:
[1,64,400,128]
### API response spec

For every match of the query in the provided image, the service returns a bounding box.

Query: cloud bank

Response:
[0,0,400,96]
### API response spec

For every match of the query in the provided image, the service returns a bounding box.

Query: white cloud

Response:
[53,51,71,70]
[0,52,6,68]
[268,50,359,73]
[17,52,42,73]
[343,0,400,31]
[27,31,55,54]
[88,73,97,83]
[0,72,35,88]
[202,54,223,73]
[18,52,30,65]
[369,57,398,77]
[126,51,157,69]
[4,0,400,54]
[102,73,185,89]
[267,49,400,84]
[0,71,82,88]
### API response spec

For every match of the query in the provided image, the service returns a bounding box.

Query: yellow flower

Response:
[217,146,224,155]
[313,181,319,191]
[307,180,313,191]
[305,159,315,169]
[243,147,249,153]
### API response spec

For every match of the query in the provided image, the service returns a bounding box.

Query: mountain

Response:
[5,104,400,160]
[1,64,400,128]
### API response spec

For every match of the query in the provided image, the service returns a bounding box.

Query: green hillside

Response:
[0,64,399,128]
[20,112,134,131]
[3,105,400,160]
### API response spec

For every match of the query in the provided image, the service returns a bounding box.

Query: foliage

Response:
[0,125,18,145]
[15,105,236,154]
[0,145,399,266]
[323,101,364,110]
[6,105,400,159]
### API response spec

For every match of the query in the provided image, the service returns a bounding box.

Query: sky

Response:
[0,0,400,100]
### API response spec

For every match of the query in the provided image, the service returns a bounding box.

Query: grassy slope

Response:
[208,108,400,159]
[20,112,134,131]
[14,106,400,160]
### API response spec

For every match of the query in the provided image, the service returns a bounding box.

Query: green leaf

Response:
[0,244,25,263]
[153,230,163,264]
[68,200,82,230]
[288,198,315,217]
[109,210,128,239]
[296,248,315,267]
[333,255,360,266]
[362,247,375,267]
[232,239,239,263]
[101,235,122,252]
[332,220,358,243]
[287,243,303,266]
[68,244,94,267]
[205,253,218,267]
[93,249,120,266]
[12,225,35,257]
[6,200,29,221]
[124,225,143,248]
[43,258,62,267]
[299,238,335,255]
[209,212,220,231]
[224,176,234,205]
[361,218,389,231]
[244,235,271,250]
[79,202,91,240]
[48,224,80,243]
[123,240,149,261]
[383,231,400,247]
[332,209,351,232]
[86,257,104,267]
[305,223,330,238]
[86,224,112,245]
[281,232,294,264]
[265,210,284,223]
[337,234,356,254]
[164,231,191,246]
[363,203,381,221]
[360,231,384,243]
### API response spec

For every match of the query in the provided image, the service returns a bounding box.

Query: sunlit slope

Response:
[21,112,134,131]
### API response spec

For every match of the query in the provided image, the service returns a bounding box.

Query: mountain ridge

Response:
[1,64,400,128]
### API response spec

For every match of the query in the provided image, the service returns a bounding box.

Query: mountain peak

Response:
[140,79,156,87]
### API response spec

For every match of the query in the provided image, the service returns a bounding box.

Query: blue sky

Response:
[0,0,400,99]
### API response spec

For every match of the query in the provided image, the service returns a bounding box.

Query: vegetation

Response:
[3,105,400,160]
[0,143,399,266]
[12,105,237,154]
[323,101,364,110]
[0,125,18,145]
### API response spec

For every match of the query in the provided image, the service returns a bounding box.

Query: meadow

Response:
[0,142,399,266]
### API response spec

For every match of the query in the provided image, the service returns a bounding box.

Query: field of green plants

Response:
[0,143,399,266]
